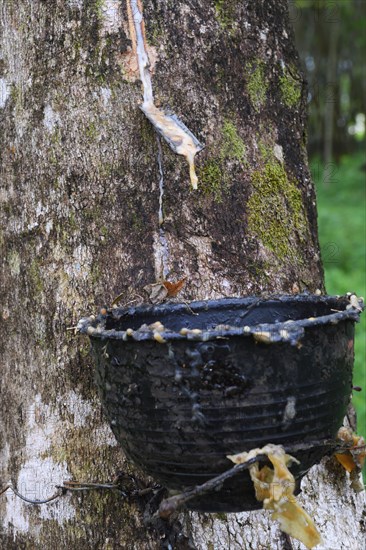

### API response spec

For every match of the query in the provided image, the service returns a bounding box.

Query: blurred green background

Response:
[291,0,366,440]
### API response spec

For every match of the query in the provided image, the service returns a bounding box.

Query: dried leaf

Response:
[335,453,357,473]
[228,444,322,549]
[163,277,187,297]
[143,283,168,304]
[111,292,125,307]
[335,427,366,477]
[272,499,321,549]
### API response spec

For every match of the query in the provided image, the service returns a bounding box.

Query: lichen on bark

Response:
[247,148,309,263]
[279,66,302,108]
[214,0,239,30]
[245,59,268,111]
[198,119,246,202]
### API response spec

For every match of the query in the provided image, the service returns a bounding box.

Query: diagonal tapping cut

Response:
[128,0,204,189]
[127,0,153,104]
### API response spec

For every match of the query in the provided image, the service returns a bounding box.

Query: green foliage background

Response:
[312,153,366,439]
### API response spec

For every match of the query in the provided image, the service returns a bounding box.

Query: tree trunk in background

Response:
[0,1,364,548]
[323,17,339,185]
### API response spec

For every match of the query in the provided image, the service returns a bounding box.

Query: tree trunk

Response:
[0,1,364,548]
[323,17,339,185]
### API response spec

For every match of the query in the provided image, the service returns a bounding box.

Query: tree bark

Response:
[0,1,364,549]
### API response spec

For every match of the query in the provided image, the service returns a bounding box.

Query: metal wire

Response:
[0,480,130,506]
[0,484,64,504]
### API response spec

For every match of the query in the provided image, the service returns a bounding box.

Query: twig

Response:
[182,300,199,316]
[157,439,338,519]
[61,481,121,490]
[158,454,266,519]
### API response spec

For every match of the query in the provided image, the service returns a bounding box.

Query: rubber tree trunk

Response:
[0,1,364,548]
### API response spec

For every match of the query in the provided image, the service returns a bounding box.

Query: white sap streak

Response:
[156,137,170,279]
[153,231,168,281]
[43,104,61,133]
[129,0,153,105]
[157,137,164,227]
[0,77,10,108]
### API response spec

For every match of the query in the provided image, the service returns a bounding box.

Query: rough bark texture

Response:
[0,0,364,549]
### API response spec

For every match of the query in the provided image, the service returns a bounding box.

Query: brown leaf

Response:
[335,427,366,474]
[163,277,187,297]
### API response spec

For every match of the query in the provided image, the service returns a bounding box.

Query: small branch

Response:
[158,454,266,519]
[157,439,338,519]
[58,483,126,498]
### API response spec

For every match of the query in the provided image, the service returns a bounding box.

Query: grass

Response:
[311,151,366,442]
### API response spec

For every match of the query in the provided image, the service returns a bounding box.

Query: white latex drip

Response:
[157,138,164,227]
[141,104,200,188]
[129,0,202,188]
[156,137,170,279]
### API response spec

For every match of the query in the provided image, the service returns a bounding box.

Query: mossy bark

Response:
[0,1,364,549]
